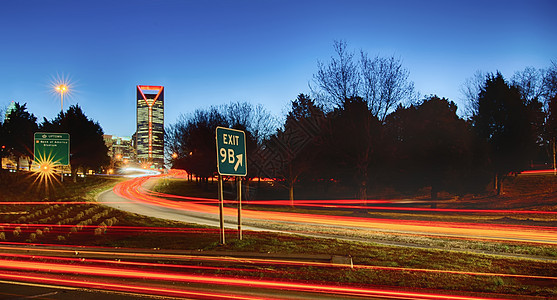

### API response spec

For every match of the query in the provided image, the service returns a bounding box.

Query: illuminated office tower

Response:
[136,85,164,168]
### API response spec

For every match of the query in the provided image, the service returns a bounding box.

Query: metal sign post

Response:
[237,176,242,240]
[216,127,247,244]
[218,174,225,245]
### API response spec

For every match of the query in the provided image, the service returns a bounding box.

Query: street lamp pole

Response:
[55,84,67,112]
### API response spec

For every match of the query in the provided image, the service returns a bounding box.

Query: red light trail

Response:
[111,175,557,244]
[0,202,120,205]
[0,256,525,300]
[0,272,275,300]
[0,244,553,282]
[3,172,552,298]
[519,169,557,175]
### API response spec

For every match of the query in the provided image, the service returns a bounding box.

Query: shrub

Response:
[28,233,36,241]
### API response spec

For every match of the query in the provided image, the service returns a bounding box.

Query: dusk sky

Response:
[1,0,555,137]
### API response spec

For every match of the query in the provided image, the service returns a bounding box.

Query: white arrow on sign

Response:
[234,154,243,171]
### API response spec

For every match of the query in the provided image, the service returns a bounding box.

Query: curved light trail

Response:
[110,174,557,244]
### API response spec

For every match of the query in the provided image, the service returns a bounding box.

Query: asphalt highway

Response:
[97,176,557,245]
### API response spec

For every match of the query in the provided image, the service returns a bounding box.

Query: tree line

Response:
[2,41,555,199]
[167,41,557,200]
[0,104,109,180]
[166,102,276,188]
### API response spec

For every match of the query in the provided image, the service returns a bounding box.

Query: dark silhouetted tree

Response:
[312,40,360,109]
[319,96,381,200]
[511,67,547,167]
[2,102,37,171]
[223,101,276,146]
[312,41,416,121]
[360,52,416,121]
[167,102,276,188]
[512,67,545,103]
[166,107,228,187]
[541,62,557,169]
[460,70,487,119]
[270,94,324,204]
[472,73,535,194]
[0,108,4,168]
[546,96,557,170]
[543,61,557,102]
[385,96,477,199]
[222,101,276,180]
[41,105,109,180]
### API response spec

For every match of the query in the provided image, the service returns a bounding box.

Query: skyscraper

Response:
[136,85,164,169]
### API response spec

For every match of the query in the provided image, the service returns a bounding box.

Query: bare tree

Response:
[312,41,415,120]
[311,40,360,109]
[460,70,486,119]
[512,67,544,103]
[166,107,227,185]
[543,61,557,101]
[222,101,277,146]
[543,61,557,171]
[360,52,415,121]
[165,114,189,165]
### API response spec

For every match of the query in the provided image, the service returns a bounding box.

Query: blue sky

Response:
[1,0,555,137]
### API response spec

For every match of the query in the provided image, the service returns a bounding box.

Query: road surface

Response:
[97,175,557,245]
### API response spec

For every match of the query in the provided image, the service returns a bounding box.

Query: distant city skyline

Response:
[1,0,555,137]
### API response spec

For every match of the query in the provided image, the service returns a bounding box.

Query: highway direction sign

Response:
[216,127,247,176]
[34,132,70,166]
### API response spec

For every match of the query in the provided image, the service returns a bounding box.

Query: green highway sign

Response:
[34,132,70,166]
[216,127,247,176]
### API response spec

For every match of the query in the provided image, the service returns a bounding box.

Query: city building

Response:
[103,135,135,170]
[136,85,164,169]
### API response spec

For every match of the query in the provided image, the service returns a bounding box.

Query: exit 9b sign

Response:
[215,127,247,176]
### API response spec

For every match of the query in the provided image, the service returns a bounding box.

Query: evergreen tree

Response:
[385,96,477,199]
[2,102,37,171]
[473,73,535,194]
[41,105,109,180]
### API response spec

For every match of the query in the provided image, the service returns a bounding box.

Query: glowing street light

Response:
[55,84,68,112]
